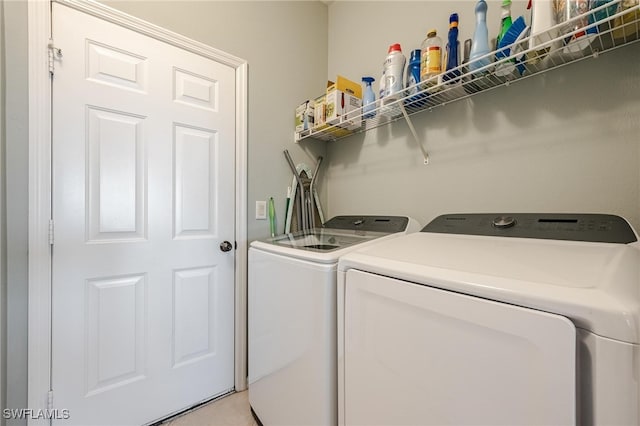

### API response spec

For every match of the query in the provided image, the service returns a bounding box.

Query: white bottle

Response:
[383,43,406,100]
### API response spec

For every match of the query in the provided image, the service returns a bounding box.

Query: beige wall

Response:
[326,1,640,230]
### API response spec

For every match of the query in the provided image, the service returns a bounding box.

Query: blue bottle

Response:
[444,13,461,83]
[405,50,426,108]
[469,0,491,74]
[362,77,376,119]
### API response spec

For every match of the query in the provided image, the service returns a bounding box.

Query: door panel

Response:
[344,269,577,426]
[51,3,235,424]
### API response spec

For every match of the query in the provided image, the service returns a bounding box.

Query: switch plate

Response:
[255,200,267,220]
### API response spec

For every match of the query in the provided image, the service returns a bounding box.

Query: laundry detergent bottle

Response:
[383,43,406,100]
[405,49,427,107]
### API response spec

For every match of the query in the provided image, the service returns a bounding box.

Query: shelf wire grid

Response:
[296,0,640,143]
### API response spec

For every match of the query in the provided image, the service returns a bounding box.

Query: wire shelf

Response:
[295,0,640,144]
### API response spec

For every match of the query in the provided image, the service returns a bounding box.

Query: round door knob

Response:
[220,241,233,252]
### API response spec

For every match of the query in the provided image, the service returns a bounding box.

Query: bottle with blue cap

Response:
[405,49,426,107]
[362,77,376,119]
[443,13,461,83]
[469,0,491,74]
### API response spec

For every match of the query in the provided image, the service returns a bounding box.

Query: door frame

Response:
[27,0,248,419]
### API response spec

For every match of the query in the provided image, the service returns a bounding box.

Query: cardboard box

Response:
[295,100,314,132]
[326,75,363,99]
[325,76,362,130]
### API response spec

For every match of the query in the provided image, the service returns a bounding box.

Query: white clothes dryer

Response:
[337,213,640,426]
[248,215,420,426]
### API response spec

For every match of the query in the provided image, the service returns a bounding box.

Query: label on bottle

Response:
[426,46,441,73]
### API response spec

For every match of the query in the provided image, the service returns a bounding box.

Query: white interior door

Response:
[344,269,577,426]
[51,3,236,424]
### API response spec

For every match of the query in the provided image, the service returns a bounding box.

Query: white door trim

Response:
[27,0,248,419]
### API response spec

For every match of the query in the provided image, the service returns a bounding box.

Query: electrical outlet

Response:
[256,200,267,220]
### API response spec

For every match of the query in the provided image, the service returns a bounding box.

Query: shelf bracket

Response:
[399,103,429,165]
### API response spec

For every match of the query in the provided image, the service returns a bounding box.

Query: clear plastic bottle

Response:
[379,68,386,101]
[420,29,443,91]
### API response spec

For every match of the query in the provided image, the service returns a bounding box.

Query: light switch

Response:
[256,200,267,220]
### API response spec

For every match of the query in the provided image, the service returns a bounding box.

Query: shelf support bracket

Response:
[399,103,429,164]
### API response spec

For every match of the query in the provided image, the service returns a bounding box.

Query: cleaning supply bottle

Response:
[383,43,406,100]
[529,0,558,60]
[496,0,513,48]
[420,30,443,91]
[469,0,491,74]
[362,77,376,119]
[495,0,515,75]
[443,13,461,83]
[405,49,424,107]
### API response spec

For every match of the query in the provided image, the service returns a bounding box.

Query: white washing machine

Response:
[248,215,420,426]
[337,213,640,426]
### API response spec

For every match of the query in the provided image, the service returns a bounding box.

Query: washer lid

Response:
[267,228,388,252]
[338,231,640,344]
[250,215,419,263]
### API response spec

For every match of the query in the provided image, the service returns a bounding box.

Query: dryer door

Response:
[343,269,576,426]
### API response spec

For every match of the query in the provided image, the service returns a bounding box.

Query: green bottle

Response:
[496,0,513,48]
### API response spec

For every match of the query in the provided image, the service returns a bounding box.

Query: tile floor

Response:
[163,391,259,426]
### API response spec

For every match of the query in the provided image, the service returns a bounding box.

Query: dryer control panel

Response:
[422,213,638,244]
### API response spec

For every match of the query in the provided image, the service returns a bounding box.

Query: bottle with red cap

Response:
[383,43,406,101]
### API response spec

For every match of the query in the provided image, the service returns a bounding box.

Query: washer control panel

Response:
[422,213,638,243]
[323,215,410,233]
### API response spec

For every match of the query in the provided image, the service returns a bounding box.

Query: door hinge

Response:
[48,219,54,245]
[48,39,62,77]
[47,390,54,410]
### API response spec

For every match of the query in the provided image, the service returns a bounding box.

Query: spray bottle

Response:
[469,0,491,74]
[362,77,376,119]
[495,0,515,75]
[496,0,513,48]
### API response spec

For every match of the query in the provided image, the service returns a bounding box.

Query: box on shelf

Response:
[325,75,363,130]
[313,94,328,130]
[295,100,314,132]
[326,75,363,98]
